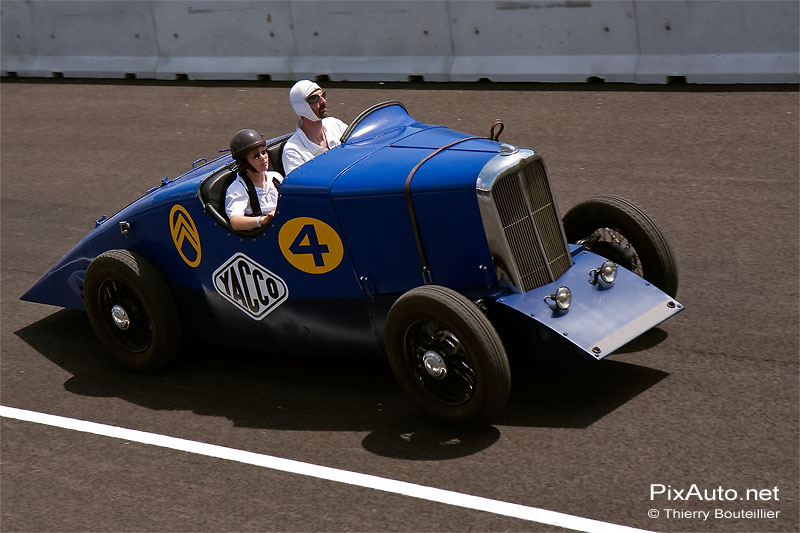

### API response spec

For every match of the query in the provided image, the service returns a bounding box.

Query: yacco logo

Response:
[170,204,201,267]
[212,253,288,320]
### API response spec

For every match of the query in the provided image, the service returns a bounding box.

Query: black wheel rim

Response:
[404,319,476,406]
[97,278,152,353]
[583,227,643,277]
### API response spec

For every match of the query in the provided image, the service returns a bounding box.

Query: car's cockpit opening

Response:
[198,134,290,237]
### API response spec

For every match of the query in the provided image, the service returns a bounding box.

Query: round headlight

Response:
[554,286,572,310]
[599,261,618,284]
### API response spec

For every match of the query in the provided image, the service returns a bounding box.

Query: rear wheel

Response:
[385,285,510,427]
[84,250,182,372]
[562,195,679,297]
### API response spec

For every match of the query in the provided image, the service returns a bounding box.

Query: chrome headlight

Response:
[544,286,572,310]
[589,260,617,288]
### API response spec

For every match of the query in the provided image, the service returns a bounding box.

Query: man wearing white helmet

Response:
[281,80,348,176]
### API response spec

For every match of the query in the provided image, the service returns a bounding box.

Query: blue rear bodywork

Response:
[22,102,682,363]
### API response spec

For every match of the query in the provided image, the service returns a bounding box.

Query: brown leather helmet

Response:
[230,129,267,173]
[230,129,266,160]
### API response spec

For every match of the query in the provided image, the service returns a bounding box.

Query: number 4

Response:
[289,224,329,267]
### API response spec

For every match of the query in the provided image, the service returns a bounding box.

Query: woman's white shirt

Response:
[224,172,281,219]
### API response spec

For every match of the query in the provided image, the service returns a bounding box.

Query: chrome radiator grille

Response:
[489,159,571,292]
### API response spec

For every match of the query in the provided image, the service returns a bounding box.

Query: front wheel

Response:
[385,285,510,427]
[84,250,182,372]
[562,195,679,297]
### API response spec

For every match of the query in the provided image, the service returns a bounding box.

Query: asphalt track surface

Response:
[1,79,798,533]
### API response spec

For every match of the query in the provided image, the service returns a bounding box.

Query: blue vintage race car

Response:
[22,101,682,427]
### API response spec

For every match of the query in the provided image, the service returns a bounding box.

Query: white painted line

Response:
[1,405,654,533]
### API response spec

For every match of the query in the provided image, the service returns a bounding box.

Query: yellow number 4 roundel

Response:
[279,217,344,274]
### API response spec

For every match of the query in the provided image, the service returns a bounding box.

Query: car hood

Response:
[281,102,505,199]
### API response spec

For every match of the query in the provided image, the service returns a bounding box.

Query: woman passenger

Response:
[225,129,283,231]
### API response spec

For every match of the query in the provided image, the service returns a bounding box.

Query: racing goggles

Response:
[306,91,327,104]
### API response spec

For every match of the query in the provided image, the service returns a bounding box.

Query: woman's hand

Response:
[259,212,274,227]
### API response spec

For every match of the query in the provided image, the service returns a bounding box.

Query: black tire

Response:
[84,250,182,372]
[562,195,679,297]
[385,285,511,427]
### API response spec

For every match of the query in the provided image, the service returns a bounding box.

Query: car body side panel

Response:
[185,172,377,353]
[332,194,422,295]
[408,189,495,289]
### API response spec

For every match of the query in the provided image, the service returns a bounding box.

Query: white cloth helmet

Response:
[289,79,322,122]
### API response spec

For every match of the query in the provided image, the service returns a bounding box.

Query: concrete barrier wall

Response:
[2,0,798,83]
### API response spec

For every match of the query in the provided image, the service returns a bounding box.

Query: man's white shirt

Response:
[282,117,348,176]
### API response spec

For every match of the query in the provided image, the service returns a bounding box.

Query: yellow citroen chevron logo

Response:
[170,204,201,268]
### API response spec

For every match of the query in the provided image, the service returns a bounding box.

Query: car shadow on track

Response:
[14,309,668,459]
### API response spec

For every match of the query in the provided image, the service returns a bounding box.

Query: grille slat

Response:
[492,159,571,292]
